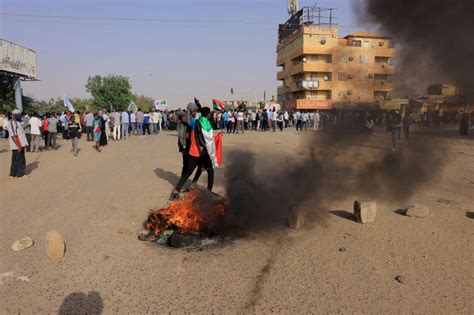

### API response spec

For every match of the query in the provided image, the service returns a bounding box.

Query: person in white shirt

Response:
[130,112,136,134]
[121,111,130,139]
[314,110,321,131]
[111,111,121,140]
[157,111,163,132]
[5,109,28,178]
[151,109,159,134]
[29,112,42,152]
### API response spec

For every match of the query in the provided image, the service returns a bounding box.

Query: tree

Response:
[85,75,132,111]
[0,74,18,113]
[133,94,153,112]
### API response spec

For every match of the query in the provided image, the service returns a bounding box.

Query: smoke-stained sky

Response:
[1,0,366,108]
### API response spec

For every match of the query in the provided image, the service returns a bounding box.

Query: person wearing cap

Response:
[5,109,28,178]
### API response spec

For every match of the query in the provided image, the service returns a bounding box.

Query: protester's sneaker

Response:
[169,189,180,201]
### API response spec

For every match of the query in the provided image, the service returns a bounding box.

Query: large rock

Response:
[287,205,304,230]
[405,204,429,218]
[12,237,34,252]
[353,200,377,224]
[45,231,65,261]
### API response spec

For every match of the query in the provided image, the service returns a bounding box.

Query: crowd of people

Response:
[1,104,472,179]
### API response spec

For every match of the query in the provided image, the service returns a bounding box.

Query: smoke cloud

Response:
[221,132,446,230]
[356,0,474,99]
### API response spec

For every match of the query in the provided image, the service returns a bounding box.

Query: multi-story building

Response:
[277,6,396,110]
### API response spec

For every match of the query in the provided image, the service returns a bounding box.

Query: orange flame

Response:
[147,190,226,236]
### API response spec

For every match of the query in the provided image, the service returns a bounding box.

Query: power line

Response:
[1,12,276,25]
[0,12,360,28]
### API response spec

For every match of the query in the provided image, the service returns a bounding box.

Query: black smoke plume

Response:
[356,0,474,100]
[221,132,445,230]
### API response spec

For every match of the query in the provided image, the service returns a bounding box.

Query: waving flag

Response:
[194,97,202,109]
[14,79,23,112]
[127,99,138,113]
[64,96,75,113]
[212,98,225,112]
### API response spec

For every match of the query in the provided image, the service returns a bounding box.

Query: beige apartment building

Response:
[277,7,396,110]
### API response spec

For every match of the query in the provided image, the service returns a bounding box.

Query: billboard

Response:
[154,99,168,111]
[0,39,37,78]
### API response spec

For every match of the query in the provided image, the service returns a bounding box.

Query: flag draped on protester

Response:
[127,99,138,113]
[212,98,225,112]
[189,116,221,168]
[214,132,223,166]
[64,96,75,113]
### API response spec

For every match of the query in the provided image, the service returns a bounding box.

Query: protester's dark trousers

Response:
[10,149,26,177]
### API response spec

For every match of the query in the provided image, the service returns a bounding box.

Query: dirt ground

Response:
[0,127,473,314]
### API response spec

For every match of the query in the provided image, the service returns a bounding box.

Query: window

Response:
[353,40,362,47]
[363,40,370,48]
[339,56,349,63]
[360,55,369,64]
[338,72,349,81]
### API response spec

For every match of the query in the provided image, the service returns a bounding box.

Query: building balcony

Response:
[289,62,333,76]
[374,80,394,91]
[370,63,395,73]
[277,70,286,81]
[290,80,332,92]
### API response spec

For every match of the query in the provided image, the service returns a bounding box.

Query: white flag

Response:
[64,96,75,113]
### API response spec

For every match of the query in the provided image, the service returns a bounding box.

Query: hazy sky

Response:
[1,0,367,108]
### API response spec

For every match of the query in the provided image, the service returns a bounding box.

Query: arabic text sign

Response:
[0,40,37,78]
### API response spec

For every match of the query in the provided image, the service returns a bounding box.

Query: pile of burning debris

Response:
[138,187,229,249]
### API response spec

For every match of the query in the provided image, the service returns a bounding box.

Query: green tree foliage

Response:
[85,75,132,111]
[1,74,19,113]
[133,94,153,112]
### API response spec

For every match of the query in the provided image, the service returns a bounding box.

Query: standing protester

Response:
[403,112,413,140]
[93,114,102,152]
[99,111,108,147]
[237,110,244,134]
[136,109,144,136]
[276,111,284,131]
[102,110,111,140]
[74,111,82,137]
[314,110,320,131]
[111,110,121,140]
[5,109,28,178]
[42,114,49,148]
[143,112,150,135]
[29,112,42,152]
[162,111,168,130]
[151,109,159,134]
[388,110,402,151]
[262,109,269,131]
[171,106,218,199]
[47,113,59,150]
[68,116,80,156]
[121,110,130,139]
[85,111,94,141]
[22,113,31,151]
[130,111,136,134]
[295,111,302,131]
[59,112,68,139]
